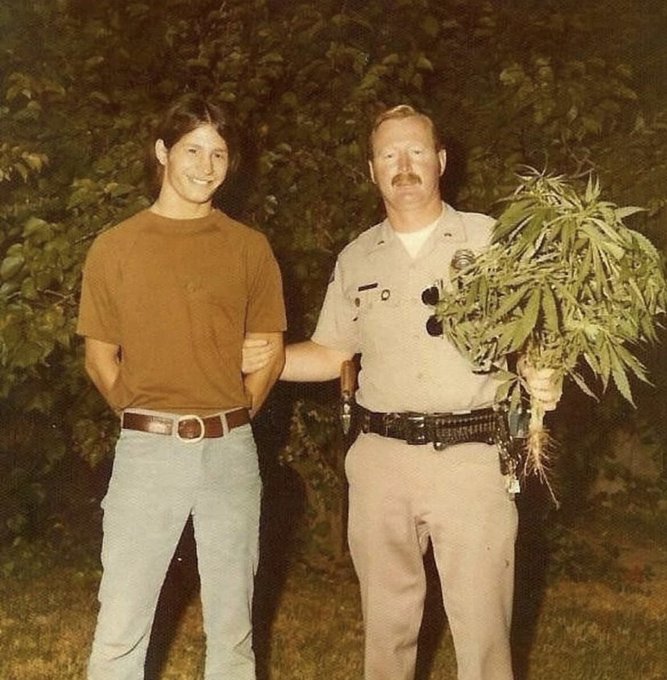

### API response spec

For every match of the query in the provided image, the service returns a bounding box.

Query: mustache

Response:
[392,172,421,186]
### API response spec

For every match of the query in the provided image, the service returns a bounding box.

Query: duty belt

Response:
[357,404,511,452]
[356,405,522,481]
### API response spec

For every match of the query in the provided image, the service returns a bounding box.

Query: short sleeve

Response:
[311,259,361,354]
[245,235,287,333]
[76,236,121,344]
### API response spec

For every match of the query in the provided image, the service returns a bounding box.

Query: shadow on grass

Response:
[144,518,200,680]
[512,479,553,680]
[415,546,447,680]
[254,462,304,680]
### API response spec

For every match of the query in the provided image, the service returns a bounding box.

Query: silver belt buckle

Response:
[176,414,206,444]
[405,413,427,445]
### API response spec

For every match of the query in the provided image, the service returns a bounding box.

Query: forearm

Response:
[83,338,122,409]
[86,364,120,402]
[243,332,285,417]
[281,340,353,382]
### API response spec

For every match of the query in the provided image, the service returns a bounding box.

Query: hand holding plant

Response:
[518,357,562,412]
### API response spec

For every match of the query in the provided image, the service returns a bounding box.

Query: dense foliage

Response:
[1,0,666,546]
[435,172,666,403]
[432,170,666,483]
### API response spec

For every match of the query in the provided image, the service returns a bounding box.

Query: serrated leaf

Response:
[614,343,648,381]
[512,288,541,349]
[490,285,530,321]
[569,370,598,399]
[614,206,644,220]
[597,340,612,387]
[582,349,602,376]
[492,199,535,242]
[610,363,634,405]
[541,284,559,333]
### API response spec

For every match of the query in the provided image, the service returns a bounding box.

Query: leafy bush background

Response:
[1,0,666,552]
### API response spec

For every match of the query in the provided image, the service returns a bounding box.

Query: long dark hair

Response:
[146,94,240,196]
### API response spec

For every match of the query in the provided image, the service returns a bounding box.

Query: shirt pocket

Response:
[353,284,402,353]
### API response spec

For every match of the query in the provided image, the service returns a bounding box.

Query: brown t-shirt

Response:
[77,209,286,414]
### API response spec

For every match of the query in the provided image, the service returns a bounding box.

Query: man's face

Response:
[369,116,445,214]
[155,123,229,211]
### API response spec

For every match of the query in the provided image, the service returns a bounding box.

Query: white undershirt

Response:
[394,218,439,258]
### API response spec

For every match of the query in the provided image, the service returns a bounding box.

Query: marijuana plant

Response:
[434,170,667,476]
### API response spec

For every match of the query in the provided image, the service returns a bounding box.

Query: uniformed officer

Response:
[244,104,559,680]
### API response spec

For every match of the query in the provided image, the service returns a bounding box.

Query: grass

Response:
[0,472,665,680]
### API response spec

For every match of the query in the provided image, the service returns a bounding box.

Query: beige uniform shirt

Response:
[312,203,498,413]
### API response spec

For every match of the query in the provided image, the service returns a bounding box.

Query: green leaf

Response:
[512,287,541,349]
[490,285,530,321]
[11,340,48,368]
[20,278,38,300]
[569,371,597,399]
[614,206,644,220]
[614,343,648,382]
[1,253,25,281]
[540,284,559,333]
[492,199,535,242]
[494,330,519,357]
[610,359,634,405]
[420,15,440,38]
[22,217,50,238]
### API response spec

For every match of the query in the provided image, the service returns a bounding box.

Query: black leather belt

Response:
[122,408,250,443]
[357,405,502,451]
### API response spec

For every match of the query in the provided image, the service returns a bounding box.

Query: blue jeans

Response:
[88,415,261,680]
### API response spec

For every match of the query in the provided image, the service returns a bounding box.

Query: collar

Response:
[437,203,468,242]
[367,203,467,254]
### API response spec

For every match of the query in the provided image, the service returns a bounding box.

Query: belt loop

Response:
[358,407,371,434]
[221,411,230,436]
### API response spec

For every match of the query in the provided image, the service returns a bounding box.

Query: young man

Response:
[244,105,560,680]
[77,94,286,680]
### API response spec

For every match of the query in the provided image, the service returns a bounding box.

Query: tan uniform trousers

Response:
[345,432,517,680]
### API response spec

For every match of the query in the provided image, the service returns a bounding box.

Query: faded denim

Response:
[88,417,261,680]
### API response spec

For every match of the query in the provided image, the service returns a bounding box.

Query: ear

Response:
[437,149,447,176]
[155,139,168,166]
[368,159,376,184]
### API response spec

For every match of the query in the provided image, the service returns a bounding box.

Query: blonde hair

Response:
[368,104,442,158]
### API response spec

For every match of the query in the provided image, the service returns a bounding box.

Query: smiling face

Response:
[154,123,229,218]
[369,115,446,228]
